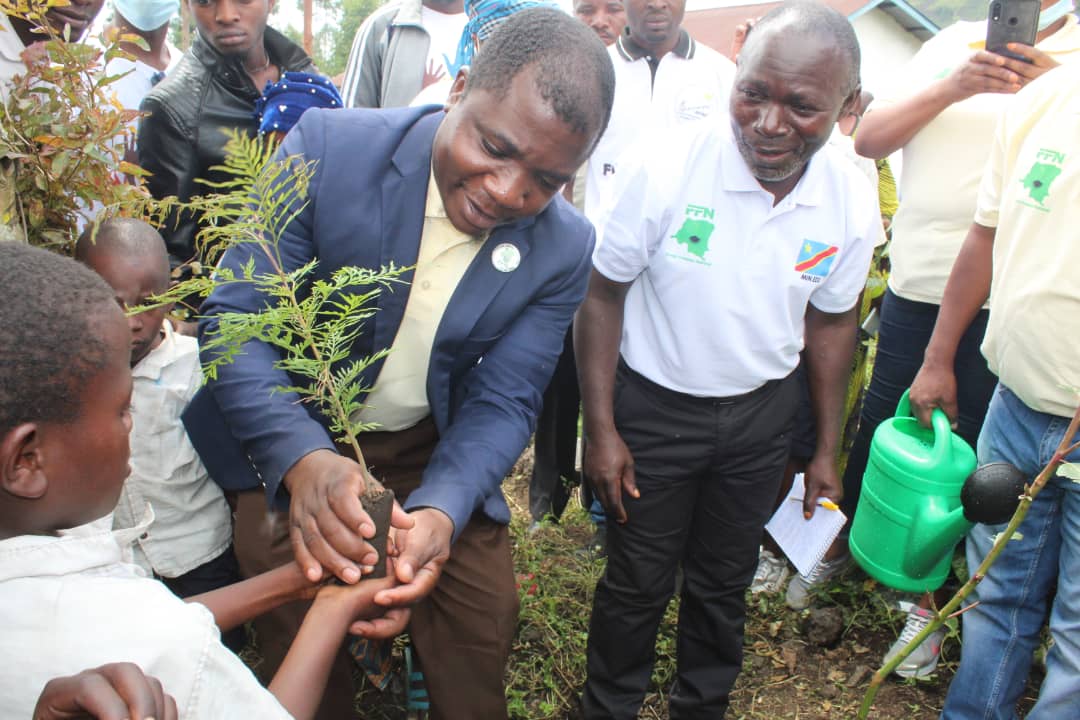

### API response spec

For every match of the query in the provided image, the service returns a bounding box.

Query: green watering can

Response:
[849,390,978,593]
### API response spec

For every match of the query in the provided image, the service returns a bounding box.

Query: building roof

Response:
[852,0,940,41]
[683,0,940,57]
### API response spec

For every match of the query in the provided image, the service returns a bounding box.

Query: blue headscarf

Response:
[255,72,344,135]
[447,0,560,77]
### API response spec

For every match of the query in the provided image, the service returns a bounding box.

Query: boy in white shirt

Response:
[0,242,410,719]
[75,218,245,647]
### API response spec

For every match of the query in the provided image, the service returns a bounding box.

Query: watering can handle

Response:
[896,389,955,468]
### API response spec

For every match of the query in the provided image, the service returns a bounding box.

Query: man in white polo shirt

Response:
[577,3,877,717]
[583,0,734,224]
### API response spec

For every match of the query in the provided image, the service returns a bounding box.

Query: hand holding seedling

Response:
[314,571,411,638]
[374,508,454,607]
[284,449,414,584]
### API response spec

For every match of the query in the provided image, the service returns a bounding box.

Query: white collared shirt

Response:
[0,511,291,719]
[112,320,232,577]
[594,122,878,397]
[354,169,484,432]
[584,32,735,226]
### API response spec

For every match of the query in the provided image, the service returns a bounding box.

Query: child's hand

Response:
[314,564,411,639]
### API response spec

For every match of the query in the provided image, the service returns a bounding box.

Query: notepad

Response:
[764,473,847,577]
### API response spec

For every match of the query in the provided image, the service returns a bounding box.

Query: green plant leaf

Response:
[1059,462,1080,483]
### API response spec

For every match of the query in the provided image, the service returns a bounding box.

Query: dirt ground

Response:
[277,447,1043,720]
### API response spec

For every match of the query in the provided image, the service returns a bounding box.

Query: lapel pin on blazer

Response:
[491,242,521,273]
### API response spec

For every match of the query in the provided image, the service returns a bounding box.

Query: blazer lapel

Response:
[365,112,442,382]
[426,217,536,428]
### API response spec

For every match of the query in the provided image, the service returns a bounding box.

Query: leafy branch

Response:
[152,130,407,469]
[0,0,159,251]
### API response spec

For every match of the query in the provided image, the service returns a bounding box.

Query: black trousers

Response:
[583,361,799,720]
[528,328,581,522]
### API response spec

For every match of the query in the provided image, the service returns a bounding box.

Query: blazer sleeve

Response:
[197,113,337,506]
[404,224,595,541]
[138,95,201,266]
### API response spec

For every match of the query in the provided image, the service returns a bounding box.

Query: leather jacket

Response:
[138,28,314,267]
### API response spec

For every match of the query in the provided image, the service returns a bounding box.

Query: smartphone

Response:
[986,0,1041,62]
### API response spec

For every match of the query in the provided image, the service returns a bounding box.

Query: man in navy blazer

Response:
[189,9,615,719]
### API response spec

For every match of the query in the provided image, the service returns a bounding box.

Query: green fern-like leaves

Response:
[170,130,406,454]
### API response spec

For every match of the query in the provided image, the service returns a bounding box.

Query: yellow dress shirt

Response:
[355,169,485,431]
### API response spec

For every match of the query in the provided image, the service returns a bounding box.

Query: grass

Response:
[506,500,681,720]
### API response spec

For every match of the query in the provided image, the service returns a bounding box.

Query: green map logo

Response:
[669,204,716,264]
[1018,148,1065,211]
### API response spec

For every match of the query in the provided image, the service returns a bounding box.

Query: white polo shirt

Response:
[584,29,735,225]
[594,122,879,397]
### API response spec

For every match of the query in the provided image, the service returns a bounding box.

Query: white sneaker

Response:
[883,606,944,678]
[750,548,791,595]
[785,553,851,610]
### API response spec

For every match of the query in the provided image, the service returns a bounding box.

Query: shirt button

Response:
[422,280,431,290]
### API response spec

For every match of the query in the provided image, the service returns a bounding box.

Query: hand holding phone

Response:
[986,0,1040,62]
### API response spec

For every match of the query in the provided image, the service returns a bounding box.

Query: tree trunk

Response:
[303,0,313,55]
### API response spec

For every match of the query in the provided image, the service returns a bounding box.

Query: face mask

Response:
[1038,0,1075,31]
[113,0,179,32]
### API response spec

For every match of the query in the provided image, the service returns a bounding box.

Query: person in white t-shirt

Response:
[577,4,876,717]
[0,0,105,95]
[1,0,105,241]
[341,0,467,108]
[409,0,558,108]
[75,218,244,651]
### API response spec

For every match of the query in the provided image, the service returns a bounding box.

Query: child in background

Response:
[0,242,409,718]
[74,218,245,647]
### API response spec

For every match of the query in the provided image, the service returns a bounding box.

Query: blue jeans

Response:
[941,384,1080,720]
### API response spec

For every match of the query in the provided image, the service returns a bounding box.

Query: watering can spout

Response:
[904,504,973,580]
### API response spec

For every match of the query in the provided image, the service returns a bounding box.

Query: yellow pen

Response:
[819,499,840,512]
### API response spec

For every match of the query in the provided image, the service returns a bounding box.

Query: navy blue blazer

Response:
[184,106,595,540]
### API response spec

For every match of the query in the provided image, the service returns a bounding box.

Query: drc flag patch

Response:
[795,240,838,279]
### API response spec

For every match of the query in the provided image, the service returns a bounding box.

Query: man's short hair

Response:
[0,243,116,434]
[747,0,860,96]
[465,7,616,140]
